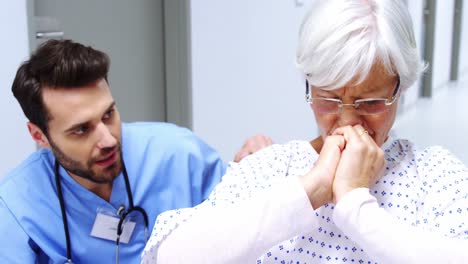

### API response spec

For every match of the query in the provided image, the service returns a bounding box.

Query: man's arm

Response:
[0,199,37,263]
[183,131,272,203]
[183,130,227,203]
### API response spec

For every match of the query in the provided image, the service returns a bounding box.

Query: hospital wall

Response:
[432,1,455,92]
[190,0,319,161]
[0,0,36,179]
[403,0,424,108]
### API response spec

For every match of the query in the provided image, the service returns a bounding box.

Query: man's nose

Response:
[96,123,117,149]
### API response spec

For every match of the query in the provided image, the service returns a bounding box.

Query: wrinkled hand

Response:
[301,135,345,209]
[332,125,385,203]
[233,134,273,162]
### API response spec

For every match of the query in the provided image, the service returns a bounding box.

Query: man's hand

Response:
[233,134,273,162]
[331,125,385,203]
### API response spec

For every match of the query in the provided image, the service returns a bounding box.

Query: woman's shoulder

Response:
[385,134,467,183]
[223,140,318,184]
[388,136,465,167]
[233,140,317,165]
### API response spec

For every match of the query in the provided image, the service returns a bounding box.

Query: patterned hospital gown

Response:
[143,136,468,263]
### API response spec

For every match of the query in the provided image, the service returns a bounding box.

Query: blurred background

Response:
[1,0,467,179]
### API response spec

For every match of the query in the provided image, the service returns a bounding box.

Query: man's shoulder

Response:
[120,122,214,160]
[0,148,55,221]
[1,148,54,191]
[122,122,194,141]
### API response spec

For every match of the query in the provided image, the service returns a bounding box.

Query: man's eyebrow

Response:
[65,121,90,133]
[105,102,116,113]
[64,102,116,133]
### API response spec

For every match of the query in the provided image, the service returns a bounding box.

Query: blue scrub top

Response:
[0,122,226,263]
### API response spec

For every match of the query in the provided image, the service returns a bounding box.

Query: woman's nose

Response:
[337,107,364,127]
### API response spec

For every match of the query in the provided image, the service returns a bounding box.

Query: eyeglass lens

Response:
[311,98,389,114]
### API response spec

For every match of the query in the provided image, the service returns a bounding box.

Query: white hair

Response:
[296,0,425,91]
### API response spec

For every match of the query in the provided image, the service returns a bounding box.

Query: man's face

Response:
[41,79,122,185]
[311,63,400,147]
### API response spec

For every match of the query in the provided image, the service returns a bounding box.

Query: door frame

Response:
[163,0,193,129]
[450,0,463,81]
[27,0,193,128]
[421,0,436,97]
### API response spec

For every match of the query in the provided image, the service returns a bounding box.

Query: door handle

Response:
[36,31,64,39]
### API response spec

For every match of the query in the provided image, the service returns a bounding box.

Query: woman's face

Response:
[311,63,400,147]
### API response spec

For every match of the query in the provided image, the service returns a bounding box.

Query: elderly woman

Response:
[142,0,468,263]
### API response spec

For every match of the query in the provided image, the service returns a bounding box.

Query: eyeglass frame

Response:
[305,76,401,115]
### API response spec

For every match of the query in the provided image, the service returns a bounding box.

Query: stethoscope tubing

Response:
[54,156,148,263]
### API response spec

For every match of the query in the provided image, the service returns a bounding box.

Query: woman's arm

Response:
[333,188,468,264]
[142,141,321,263]
[331,127,468,263]
[153,177,316,264]
[143,136,346,263]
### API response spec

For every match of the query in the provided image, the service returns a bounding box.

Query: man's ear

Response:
[27,122,50,148]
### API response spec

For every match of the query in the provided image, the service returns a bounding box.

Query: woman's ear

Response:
[27,122,51,149]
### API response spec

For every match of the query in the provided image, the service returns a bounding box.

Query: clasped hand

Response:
[300,125,385,209]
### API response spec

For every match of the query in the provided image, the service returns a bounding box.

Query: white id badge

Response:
[90,212,136,244]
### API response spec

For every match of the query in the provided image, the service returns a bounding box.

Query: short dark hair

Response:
[12,39,110,134]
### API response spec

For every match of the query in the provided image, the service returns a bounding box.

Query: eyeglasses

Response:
[305,77,400,115]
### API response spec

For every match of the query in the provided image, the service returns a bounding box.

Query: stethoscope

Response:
[54,158,149,264]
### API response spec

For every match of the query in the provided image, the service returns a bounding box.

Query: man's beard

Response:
[49,139,122,184]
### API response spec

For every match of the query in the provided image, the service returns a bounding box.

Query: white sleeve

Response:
[151,177,316,264]
[141,142,319,263]
[333,188,468,264]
